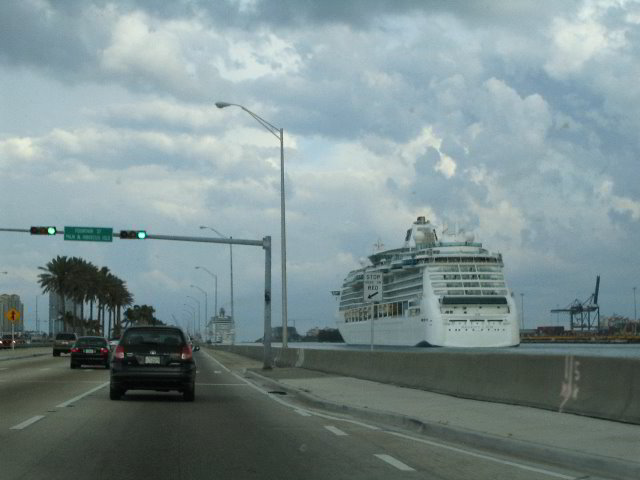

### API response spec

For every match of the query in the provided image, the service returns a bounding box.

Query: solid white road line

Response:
[200,350,230,372]
[295,409,312,417]
[10,415,46,430]
[56,382,109,408]
[206,352,575,479]
[374,454,415,472]
[196,383,250,386]
[201,351,382,431]
[386,431,574,479]
[325,425,348,436]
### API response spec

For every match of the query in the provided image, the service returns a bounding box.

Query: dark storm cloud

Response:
[0,1,105,75]
[129,0,573,31]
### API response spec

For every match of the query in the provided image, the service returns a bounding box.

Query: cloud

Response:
[545,2,628,78]
[2,0,640,337]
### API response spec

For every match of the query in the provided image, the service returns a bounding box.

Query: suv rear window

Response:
[123,329,184,348]
[55,333,77,340]
[75,337,107,347]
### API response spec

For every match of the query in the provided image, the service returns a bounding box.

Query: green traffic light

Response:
[47,227,57,235]
[137,231,147,239]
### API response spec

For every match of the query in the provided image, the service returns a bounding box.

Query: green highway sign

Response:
[64,226,113,242]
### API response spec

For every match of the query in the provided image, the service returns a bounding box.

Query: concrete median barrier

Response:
[209,344,640,424]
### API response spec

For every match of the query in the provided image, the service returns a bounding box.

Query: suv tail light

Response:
[114,345,125,360]
[100,347,109,355]
[71,347,80,353]
[181,345,193,360]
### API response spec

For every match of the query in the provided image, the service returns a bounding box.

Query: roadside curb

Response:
[244,368,640,480]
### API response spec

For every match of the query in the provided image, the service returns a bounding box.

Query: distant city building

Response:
[305,327,320,338]
[48,294,79,335]
[0,294,24,333]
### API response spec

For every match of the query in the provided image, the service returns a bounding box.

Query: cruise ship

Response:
[336,217,520,347]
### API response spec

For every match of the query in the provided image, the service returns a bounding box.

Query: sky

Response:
[1,0,639,340]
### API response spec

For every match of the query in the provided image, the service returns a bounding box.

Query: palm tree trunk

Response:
[58,293,65,333]
[80,301,85,334]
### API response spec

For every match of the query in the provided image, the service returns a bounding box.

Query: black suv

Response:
[109,326,198,401]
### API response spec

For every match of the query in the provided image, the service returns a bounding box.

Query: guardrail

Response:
[209,344,640,425]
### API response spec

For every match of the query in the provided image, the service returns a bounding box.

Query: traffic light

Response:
[30,226,57,235]
[120,230,147,239]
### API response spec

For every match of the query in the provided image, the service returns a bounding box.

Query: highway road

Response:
[0,350,597,480]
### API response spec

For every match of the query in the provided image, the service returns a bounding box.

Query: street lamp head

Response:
[199,226,207,229]
[215,102,232,109]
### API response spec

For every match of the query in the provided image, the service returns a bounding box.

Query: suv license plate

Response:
[145,356,161,365]
[85,349,94,353]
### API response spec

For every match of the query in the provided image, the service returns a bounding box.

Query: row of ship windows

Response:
[428,265,501,273]
[429,256,499,263]
[343,301,422,323]
[430,273,504,281]
[433,289,508,296]
[432,282,506,288]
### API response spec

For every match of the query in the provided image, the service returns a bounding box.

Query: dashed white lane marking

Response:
[0,367,8,371]
[56,382,109,408]
[325,425,348,436]
[295,409,312,417]
[387,431,574,479]
[10,415,46,430]
[374,454,415,472]
[39,368,51,371]
[214,370,222,374]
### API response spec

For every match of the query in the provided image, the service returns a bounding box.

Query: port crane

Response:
[551,275,601,331]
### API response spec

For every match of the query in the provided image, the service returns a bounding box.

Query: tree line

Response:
[38,255,160,337]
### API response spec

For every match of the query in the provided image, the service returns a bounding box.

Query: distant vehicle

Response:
[108,337,120,350]
[70,336,110,369]
[53,332,78,356]
[110,326,199,401]
[1,334,16,349]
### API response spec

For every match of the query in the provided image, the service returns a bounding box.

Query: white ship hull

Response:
[336,217,520,348]
[336,314,519,347]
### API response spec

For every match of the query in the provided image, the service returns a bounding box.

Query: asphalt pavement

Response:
[0,347,618,480]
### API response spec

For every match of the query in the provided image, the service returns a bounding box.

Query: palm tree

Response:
[38,256,75,332]
[115,282,134,333]
[84,262,100,331]
[39,256,134,337]
[68,257,92,334]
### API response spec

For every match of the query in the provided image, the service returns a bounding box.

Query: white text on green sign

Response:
[64,226,113,242]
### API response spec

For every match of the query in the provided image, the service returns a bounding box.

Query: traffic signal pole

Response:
[0,227,274,370]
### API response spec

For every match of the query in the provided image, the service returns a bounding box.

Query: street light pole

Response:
[190,284,207,338]
[199,226,234,334]
[195,266,218,317]
[520,293,525,330]
[215,101,288,348]
[186,296,200,337]
[634,286,637,323]
[183,304,195,335]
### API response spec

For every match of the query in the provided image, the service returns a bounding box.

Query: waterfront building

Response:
[0,294,24,333]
